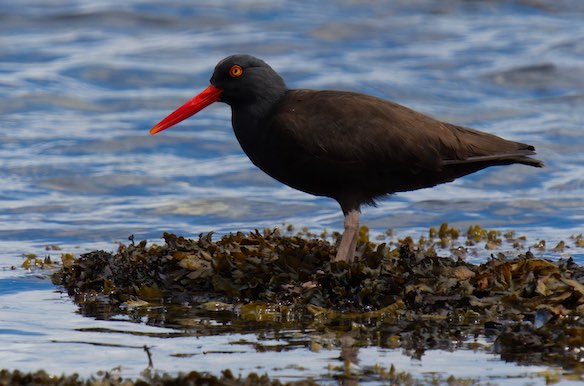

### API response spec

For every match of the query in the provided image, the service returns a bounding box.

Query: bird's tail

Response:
[443,146,544,168]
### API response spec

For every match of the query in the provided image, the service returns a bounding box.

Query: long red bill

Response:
[150,85,223,135]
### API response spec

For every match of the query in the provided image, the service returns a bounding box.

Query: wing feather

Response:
[268,89,539,174]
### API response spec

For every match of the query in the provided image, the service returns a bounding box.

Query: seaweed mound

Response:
[53,229,584,371]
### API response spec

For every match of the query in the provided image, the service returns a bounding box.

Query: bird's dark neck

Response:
[230,87,288,166]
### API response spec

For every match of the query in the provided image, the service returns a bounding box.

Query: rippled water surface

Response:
[1,0,583,384]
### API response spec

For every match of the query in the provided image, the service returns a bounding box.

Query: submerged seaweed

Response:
[52,228,584,373]
[0,368,317,386]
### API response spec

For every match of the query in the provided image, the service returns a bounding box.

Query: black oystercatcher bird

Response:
[150,54,543,263]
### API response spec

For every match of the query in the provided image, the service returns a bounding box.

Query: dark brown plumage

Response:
[150,54,543,263]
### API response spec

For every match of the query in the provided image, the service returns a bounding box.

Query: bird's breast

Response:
[231,108,272,169]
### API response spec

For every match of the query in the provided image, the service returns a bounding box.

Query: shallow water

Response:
[0,0,583,384]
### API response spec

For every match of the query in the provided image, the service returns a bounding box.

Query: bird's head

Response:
[150,54,286,135]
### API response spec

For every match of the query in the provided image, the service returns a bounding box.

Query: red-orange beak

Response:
[149,85,223,135]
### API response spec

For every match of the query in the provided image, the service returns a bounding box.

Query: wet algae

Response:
[0,369,316,386]
[51,226,584,382]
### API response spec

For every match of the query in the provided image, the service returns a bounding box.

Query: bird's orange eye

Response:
[229,65,243,78]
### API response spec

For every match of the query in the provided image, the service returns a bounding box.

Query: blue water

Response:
[0,1,583,384]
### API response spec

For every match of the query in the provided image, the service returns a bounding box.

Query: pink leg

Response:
[333,209,360,263]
